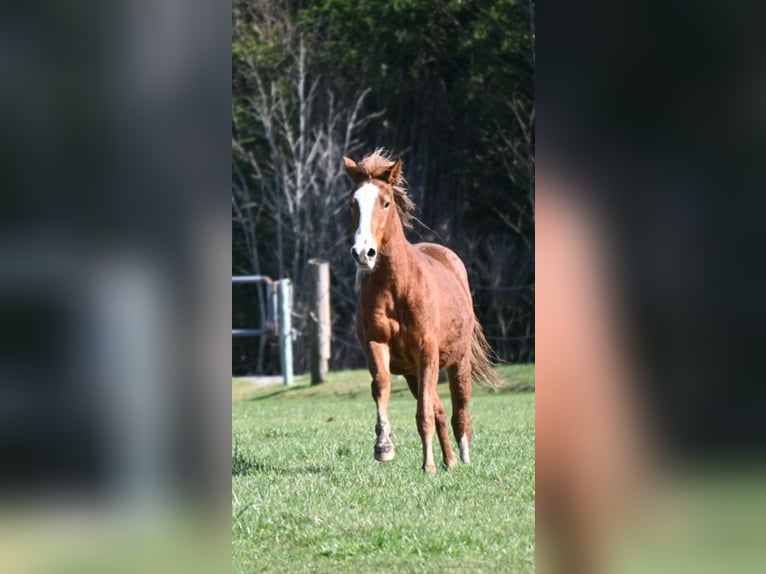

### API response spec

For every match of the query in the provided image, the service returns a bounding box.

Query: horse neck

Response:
[373,210,413,280]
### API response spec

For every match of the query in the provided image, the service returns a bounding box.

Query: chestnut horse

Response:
[344,149,502,473]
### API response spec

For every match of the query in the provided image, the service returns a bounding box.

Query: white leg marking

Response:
[459,435,470,464]
[424,442,436,473]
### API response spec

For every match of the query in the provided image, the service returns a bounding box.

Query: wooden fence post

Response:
[308,259,331,385]
[277,279,293,386]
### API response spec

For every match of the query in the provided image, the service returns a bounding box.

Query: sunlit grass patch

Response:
[232,366,534,573]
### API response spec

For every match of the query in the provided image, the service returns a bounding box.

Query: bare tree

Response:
[232,1,383,371]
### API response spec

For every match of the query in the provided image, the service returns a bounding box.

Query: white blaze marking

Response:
[353,183,379,254]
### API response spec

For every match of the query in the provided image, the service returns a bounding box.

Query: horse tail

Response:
[470,319,505,390]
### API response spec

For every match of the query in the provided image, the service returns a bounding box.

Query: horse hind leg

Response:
[447,356,473,464]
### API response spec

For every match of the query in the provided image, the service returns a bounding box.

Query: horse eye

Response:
[384,201,390,208]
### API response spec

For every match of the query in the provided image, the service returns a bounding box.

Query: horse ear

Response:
[343,156,366,184]
[383,158,403,184]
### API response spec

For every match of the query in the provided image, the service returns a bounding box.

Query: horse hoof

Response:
[374,444,395,461]
[422,464,437,474]
[375,450,395,462]
[442,458,457,470]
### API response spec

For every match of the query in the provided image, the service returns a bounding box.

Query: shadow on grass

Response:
[232,438,333,476]
[496,380,535,393]
[232,454,332,477]
[245,387,298,401]
[241,375,533,403]
[245,386,376,401]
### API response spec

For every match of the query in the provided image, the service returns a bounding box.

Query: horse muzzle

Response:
[350,245,377,270]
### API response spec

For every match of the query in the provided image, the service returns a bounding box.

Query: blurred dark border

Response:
[0,2,231,567]
[538,1,766,572]
[539,0,766,461]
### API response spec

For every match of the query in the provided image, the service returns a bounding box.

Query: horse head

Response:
[343,153,403,271]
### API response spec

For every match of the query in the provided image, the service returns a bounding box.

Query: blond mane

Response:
[358,148,416,229]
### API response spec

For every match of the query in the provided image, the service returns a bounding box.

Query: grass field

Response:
[232,365,535,573]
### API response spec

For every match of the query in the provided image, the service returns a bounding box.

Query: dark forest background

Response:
[232,0,534,375]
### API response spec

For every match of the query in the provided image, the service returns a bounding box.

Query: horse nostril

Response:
[367,248,376,258]
[350,247,358,258]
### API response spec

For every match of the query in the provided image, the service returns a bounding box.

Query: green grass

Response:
[232,365,534,573]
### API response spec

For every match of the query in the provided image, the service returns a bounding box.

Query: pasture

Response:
[232,365,535,573]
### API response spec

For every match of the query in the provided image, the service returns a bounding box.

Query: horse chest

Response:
[388,338,417,374]
[365,302,425,374]
[360,304,400,341]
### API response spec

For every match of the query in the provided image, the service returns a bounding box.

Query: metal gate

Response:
[232,275,293,386]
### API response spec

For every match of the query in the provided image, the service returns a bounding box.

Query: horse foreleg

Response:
[366,341,394,462]
[416,340,440,473]
[408,374,453,468]
[434,393,457,469]
[404,375,418,399]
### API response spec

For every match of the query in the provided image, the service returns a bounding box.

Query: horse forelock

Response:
[358,148,401,183]
[358,148,415,229]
